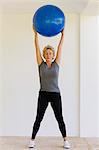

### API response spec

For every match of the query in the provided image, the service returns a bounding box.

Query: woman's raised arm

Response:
[55,29,65,65]
[33,27,43,65]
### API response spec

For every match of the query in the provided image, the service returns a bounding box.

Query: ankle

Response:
[31,138,35,141]
[63,137,68,141]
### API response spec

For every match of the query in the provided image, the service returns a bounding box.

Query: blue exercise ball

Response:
[33,5,65,37]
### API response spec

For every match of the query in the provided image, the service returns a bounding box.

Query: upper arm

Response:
[54,58,60,66]
[55,32,64,65]
[37,58,43,65]
[34,33,43,65]
[54,59,60,66]
[35,48,43,65]
[55,46,62,65]
[38,60,44,67]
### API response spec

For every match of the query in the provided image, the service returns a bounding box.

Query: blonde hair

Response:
[43,45,55,59]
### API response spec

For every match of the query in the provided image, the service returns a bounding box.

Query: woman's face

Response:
[44,49,54,62]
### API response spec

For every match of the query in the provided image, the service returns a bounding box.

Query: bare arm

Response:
[33,27,43,65]
[55,29,65,65]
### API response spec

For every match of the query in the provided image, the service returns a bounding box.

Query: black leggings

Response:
[31,91,67,139]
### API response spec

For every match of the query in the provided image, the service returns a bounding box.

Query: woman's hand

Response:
[32,26,37,35]
[61,28,65,37]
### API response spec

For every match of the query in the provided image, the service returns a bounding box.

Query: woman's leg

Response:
[50,93,67,138]
[31,92,48,139]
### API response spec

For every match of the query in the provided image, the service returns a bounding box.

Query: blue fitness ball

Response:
[33,5,65,37]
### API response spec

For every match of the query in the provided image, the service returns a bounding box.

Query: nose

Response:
[47,54,50,57]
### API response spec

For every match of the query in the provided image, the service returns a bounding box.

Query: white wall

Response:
[0,11,80,137]
[98,16,99,137]
[80,15,99,137]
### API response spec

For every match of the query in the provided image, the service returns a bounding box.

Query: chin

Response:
[47,59,52,62]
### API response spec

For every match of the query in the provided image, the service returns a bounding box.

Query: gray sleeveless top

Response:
[38,61,60,93]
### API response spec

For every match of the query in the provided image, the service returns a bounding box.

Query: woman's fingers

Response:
[32,26,37,35]
[61,28,65,36]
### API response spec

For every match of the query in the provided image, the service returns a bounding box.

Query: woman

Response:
[28,27,71,149]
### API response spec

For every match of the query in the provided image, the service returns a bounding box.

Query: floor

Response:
[0,136,99,150]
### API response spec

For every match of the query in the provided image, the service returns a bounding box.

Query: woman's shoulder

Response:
[38,60,45,67]
[53,60,59,68]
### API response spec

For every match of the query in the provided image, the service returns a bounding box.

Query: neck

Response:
[46,61,52,67]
